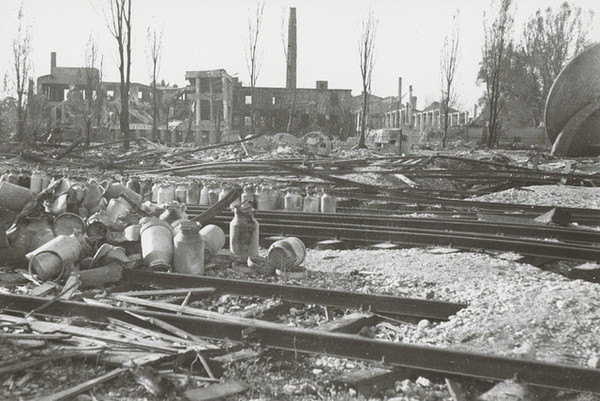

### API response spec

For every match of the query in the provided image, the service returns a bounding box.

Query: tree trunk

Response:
[120,84,129,150]
[151,83,158,141]
[358,89,368,148]
[16,93,24,142]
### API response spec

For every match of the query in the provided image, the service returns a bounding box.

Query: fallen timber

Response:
[2,293,600,394]
[187,207,600,245]
[120,270,466,320]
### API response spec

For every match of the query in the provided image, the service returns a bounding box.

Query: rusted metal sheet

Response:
[545,43,600,156]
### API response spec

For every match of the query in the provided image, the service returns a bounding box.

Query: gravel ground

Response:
[472,185,600,209]
[305,248,600,366]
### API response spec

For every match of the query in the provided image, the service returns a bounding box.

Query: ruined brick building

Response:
[33,7,474,145]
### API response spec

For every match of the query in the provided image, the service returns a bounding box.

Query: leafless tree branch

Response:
[357,8,377,148]
[246,1,265,134]
[440,10,460,148]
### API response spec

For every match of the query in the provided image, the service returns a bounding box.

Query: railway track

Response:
[187,207,600,261]
[3,293,599,394]
[187,207,600,244]
[121,270,466,320]
[329,190,600,226]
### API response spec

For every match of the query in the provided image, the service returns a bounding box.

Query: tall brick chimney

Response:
[51,52,57,72]
[286,7,297,90]
[398,77,402,102]
[407,85,414,125]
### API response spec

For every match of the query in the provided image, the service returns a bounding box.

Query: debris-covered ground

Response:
[0,138,599,400]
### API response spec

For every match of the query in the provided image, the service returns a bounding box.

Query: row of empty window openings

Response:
[59,89,145,100]
[244,96,286,106]
[244,93,339,106]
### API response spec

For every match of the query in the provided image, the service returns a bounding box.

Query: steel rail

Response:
[120,270,466,320]
[187,207,600,244]
[328,190,600,226]
[305,168,597,182]
[2,293,599,394]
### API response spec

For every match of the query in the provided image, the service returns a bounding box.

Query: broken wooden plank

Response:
[31,282,59,297]
[210,349,260,365]
[107,294,287,330]
[0,333,71,340]
[15,371,34,388]
[33,367,127,401]
[161,372,220,383]
[26,320,182,353]
[59,272,81,300]
[25,279,81,318]
[124,311,207,344]
[315,239,346,250]
[367,243,403,250]
[106,317,217,350]
[318,312,379,334]
[184,380,249,401]
[100,350,167,367]
[394,173,418,187]
[112,287,216,298]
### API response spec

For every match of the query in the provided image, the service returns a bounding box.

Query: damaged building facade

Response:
[353,78,470,137]
[229,7,353,138]
[34,7,476,146]
[36,52,154,135]
[185,69,234,144]
[231,81,353,137]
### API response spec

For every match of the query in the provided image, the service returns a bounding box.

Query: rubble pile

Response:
[0,143,599,400]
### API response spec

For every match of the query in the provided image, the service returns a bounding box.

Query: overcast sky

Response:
[1,0,599,111]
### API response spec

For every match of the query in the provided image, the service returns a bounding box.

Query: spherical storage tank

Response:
[545,43,600,157]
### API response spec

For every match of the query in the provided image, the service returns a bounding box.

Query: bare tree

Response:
[521,2,593,124]
[106,0,132,150]
[478,0,514,148]
[146,25,163,142]
[11,4,32,142]
[82,36,101,146]
[440,10,460,148]
[357,9,377,148]
[246,1,265,134]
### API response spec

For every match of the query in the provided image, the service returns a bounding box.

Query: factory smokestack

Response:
[286,7,297,90]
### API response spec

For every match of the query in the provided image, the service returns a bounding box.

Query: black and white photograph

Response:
[1,0,600,399]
